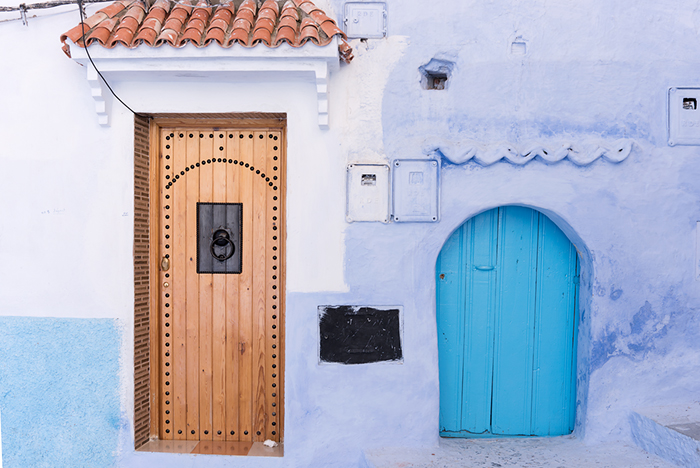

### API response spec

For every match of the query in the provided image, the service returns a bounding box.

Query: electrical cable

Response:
[76,0,147,119]
[0,0,112,13]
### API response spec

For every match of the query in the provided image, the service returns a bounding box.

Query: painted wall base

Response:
[0,317,121,468]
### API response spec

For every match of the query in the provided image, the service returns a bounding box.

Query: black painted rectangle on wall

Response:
[318,305,403,364]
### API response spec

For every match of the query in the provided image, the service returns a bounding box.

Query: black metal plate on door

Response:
[318,306,402,364]
[197,202,242,274]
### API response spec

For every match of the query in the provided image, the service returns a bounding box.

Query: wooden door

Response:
[436,206,578,437]
[156,127,284,443]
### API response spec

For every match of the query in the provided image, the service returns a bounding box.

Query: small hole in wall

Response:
[419,58,454,91]
[423,72,447,90]
[683,98,697,110]
[511,41,527,55]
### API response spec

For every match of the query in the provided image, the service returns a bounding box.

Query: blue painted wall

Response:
[0,317,121,468]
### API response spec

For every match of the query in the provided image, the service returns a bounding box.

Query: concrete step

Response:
[631,403,700,468]
[363,436,675,468]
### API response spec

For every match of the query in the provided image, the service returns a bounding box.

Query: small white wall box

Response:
[343,2,387,39]
[346,163,390,223]
[392,159,440,222]
[669,87,700,146]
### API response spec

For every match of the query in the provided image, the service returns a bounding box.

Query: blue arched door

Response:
[436,206,579,437]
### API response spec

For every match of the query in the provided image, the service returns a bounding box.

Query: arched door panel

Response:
[437,206,578,437]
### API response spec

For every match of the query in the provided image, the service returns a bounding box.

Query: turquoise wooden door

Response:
[436,206,579,437]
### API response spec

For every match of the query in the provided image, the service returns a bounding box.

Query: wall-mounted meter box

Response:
[392,159,439,222]
[346,163,390,223]
[669,87,700,146]
[343,2,387,39]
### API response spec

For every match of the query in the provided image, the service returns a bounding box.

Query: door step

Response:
[630,403,700,468]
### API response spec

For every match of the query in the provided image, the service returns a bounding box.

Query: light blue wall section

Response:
[0,317,121,468]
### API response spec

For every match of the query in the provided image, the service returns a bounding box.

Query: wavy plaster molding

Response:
[424,139,634,166]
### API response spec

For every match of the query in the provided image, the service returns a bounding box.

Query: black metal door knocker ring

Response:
[210,229,235,262]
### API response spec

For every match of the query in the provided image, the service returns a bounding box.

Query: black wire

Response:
[77,0,147,119]
[0,0,111,12]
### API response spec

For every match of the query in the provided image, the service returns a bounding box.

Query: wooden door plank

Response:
[266,131,281,441]
[150,123,163,440]
[198,132,214,441]
[569,256,580,432]
[225,131,241,441]
[491,206,539,436]
[276,129,286,441]
[252,131,268,440]
[159,129,174,440]
[238,131,255,441]
[460,210,498,434]
[436,223,467,433]
[211,131,228,441]
[185,130,201,440]
[171,129,188,440]
[530,214,578,436]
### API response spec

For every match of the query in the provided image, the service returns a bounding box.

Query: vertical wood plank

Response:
[212,132,228,441]
[158,129,173,440]
[531,214,579,436]
[149,122,162,441]
[461,209,498,434]
[276,129,286,441]
[491,206,539,435]
[199,132,214,441]
[238,131,254,441]
[435,222,466,433]
[171,129,188,440]
[225,132,241,441]
[266,131,281,441]
[252,131,268,440]
[185,130,201,440]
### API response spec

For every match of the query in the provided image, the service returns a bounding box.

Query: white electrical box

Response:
[392,159,439,223]
[669,87,700,146]
[346,164,390,223]
[343,2,387,39]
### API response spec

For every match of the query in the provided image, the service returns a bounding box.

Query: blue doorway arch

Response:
[436,206,579,437]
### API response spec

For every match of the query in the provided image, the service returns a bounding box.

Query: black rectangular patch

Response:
[197,202,242,274]
[318,306,402,364]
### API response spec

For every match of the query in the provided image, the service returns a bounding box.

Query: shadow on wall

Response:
[0,317,121,468]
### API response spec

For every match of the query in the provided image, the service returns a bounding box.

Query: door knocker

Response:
[210,229,235,262]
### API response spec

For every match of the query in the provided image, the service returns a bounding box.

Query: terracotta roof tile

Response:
[61,0,353,62]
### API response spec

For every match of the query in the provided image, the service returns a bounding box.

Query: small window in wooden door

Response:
[436,206,579,437]
[157,128,284,442]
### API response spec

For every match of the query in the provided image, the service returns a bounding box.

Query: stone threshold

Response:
[137,439,283,457]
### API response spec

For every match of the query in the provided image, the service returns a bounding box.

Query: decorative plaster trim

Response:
[424,139,634,166]
[86,65,110,126]
[68,39,340,129]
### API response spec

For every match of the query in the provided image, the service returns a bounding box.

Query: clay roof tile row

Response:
[61,0,353,62]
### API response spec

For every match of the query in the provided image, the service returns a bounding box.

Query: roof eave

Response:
[68,37,342,128]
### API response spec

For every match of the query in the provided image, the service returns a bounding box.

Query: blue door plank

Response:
[531,214,579,435]
[569,255,580,432]
[460,210,498,434]
[437,223,467,433]
[491,206,539,436]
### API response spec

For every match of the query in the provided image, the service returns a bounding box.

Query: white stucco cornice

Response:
[67,38,340,128]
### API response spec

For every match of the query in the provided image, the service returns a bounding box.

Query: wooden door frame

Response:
[142,114,287,444]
